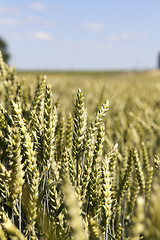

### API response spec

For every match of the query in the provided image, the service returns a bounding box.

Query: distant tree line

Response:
[0,37,10,63]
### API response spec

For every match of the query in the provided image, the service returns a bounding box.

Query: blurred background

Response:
[0,0,159,71]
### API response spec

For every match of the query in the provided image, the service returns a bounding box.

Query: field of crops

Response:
[0,52,160,240]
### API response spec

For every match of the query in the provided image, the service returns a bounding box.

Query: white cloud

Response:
[0,6,22,15]
[0,18,19,26]
[0,16,56,28]
[2,31,53,42]
[83,22,106,31]
[32,31,52,41]
[30,2,47,11]
[25,16,56,27]
[25,16,42,24]
[107,33,146,43]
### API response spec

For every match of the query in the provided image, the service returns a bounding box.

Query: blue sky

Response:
[0,0,159,70]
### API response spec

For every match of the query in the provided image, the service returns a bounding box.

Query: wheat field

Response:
[0,52,160,239]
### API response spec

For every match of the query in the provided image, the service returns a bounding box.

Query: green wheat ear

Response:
[108,143,118,204]
[7,126,24,231]
[8,126,24,202]
[55,112,65,162]
[83,100,109,155]
[0,225,6,240]
[0,162,10,201]
[88,218,101,240]
[100,155,112,234]
[128,176,140,216]
[43,84,53,168]
[111,147,134,223]
[67,147,76,186]
[129,196,145,240]
[145,167,153,209]
[133,148,145,194]
[10,100,39,239]
[73,88,86,186]
[30,75,46,113]
[119,148,134,196]
[145,180,160,240]
[0,212,26,240]
[88,123,105,216]
[141,142,149,174]
[66,112,73,149]
[0,103,14,130]
[62,175,86,240]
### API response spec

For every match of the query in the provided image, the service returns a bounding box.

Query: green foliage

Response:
[0,38,10,63]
